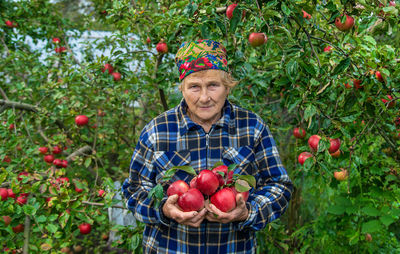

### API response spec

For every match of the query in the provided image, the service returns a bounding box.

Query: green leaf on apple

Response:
[235,180,251,192]
[148,184,164,208]
[228,163,237,172]
[237,175,256,188]
[169,165,196,176]
[212,161,224,169]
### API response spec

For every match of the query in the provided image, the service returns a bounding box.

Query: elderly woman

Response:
[122,39,292,253]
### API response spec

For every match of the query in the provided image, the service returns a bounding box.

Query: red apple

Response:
[12,224,24,233]
[308,135,321,152]
[226,4,246,20]
[330,149,341,158]
[226,4,237,20]
[212,165,233,186]
[248,32,267,47]
[102,63,114,74]
[328,138,341,154]
[52,145,62,154]
[44,154,55,163]
[5,20,14,28]
[7,189,16,199]
[335,14,355,31]
[156,42,168,54]
[298,152,313,166]
[75,115,89,126]
[302,9,311,20]
[79,223,91,234]
[146,37,151,44]
[2,155,11,163]
[189,176,197,189]
[293,127,306,139]
[98,189,106,197]
[167,180,189,197]
[196,170,220,196]
[382,95,395,108]
[375,71,384,82]
[55,47,67,53]
[17,172,29,182]
[61,160,68,168]
[16,195,27,205]
[365,233,373,242]
[229,186,249,202]
[2,215,11,226]
[111,72,121,81]
[38,147,48,154]
[353,79,362,89]
[177,188,204,212]
[75,185,83,193]
[334,169,348,181]
[56,177,69,185]
[52,38,60,44]
[8,124,14,130]
[0,188,8,201]
[343,82,352,89]
[323,45,332,52]
[53,159,63,168]
[210,188,236,212]
[389,1,396,7]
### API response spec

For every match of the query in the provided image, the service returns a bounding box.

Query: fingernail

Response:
[193,212,198,216]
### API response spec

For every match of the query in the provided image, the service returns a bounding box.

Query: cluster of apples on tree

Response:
[294,127,348,181]
[151,163,255,213]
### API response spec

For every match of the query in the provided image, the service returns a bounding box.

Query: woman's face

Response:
[181,69,230,128]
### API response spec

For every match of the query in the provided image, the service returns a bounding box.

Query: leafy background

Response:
[1,0,399,253]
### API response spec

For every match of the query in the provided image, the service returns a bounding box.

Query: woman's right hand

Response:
[162,194,206,227]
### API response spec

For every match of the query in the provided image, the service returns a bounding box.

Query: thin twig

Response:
[302,28,321,68]
[82,200,126,209]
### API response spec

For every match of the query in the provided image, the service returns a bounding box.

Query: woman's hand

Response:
[162,194,207,227]
[205,195,249,223]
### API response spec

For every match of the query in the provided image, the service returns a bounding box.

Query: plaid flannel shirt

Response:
[122,99,292,254]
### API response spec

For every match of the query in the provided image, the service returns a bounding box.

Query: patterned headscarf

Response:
[175,39,229,81]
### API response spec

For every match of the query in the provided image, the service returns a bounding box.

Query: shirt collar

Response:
[178,98,234,136]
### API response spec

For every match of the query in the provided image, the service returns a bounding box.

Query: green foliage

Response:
[1,0,399,253]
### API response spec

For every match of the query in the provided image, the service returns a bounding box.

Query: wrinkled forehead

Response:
[183,69,223,85]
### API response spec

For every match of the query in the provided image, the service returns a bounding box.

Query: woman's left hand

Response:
[205,194,249,223]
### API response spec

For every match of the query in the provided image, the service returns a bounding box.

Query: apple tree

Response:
[1,0,399,253]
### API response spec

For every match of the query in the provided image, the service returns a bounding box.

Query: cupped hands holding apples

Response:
[158,163,255,227]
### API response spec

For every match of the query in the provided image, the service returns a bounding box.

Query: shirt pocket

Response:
[153,150,192,186]
[222,146,256,176]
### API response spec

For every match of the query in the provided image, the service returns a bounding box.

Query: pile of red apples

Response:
[167,165,250,213]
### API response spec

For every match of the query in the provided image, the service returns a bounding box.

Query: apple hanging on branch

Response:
[335,14,355,32]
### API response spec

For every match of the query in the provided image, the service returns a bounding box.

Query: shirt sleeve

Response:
[235,120,293,231]
[121,129,171,226]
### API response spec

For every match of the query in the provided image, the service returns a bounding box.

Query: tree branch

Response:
[66,145,93,162]
[302,27,321,68]
[82,200,126,209]
[23,215,31,254]
[0,99,39,112]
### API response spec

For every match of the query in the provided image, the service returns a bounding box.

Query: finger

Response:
[166,194,179,204]
[236,195,245,205]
